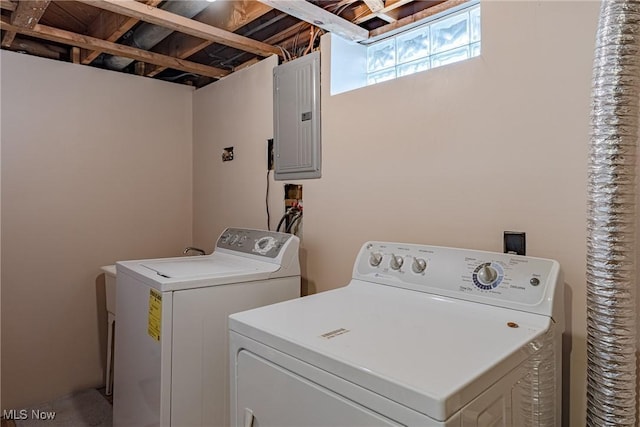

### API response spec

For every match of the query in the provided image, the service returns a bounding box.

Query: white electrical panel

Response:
[273,51,321,180]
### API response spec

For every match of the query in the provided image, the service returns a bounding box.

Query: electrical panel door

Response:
[273,51,321,180]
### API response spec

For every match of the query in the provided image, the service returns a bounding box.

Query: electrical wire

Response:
[266,169,271,230]
[277,45,292,62]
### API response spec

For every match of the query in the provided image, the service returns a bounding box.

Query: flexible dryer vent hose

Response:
[587,0,640,425]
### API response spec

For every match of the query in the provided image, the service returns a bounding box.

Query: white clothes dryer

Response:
[229,241,563,426]
[113,228,300,427]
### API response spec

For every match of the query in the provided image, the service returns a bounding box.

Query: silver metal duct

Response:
[103,0,210,71]
[587,0,640,425]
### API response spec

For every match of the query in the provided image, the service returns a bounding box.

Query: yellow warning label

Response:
[148,289,162,341]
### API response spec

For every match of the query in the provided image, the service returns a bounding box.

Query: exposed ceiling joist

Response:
[370,0,471,38]
[361,0,395,23]
[0,1,16,12]
[353,0,413,25]
[362,0,384,13]
[146,0,273,78]
[76,0,282,58]
[258,0,369,42]
[81,0,163,65]
[0,16,230,79]
[0,0,451,88]
[2,0,50,47]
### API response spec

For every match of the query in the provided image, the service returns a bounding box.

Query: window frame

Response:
[365,2,481,86]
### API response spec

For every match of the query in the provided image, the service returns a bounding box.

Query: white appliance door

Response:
[236,350,401,427]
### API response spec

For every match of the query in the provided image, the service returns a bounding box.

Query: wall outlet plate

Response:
[504,231,526,256]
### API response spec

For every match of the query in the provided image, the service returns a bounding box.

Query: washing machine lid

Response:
[229,280,552,421]
[118,252,280,291]
[141,255,265,279]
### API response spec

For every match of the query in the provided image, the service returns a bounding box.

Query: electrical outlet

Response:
[504,231,526,255]
[267,139,274,170]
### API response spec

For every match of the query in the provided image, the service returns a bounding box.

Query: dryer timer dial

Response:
[472,262,504,290]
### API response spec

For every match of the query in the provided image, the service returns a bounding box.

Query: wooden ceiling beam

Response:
[77,0,281,58]
[0,16,230,79]
[82,0,162,65]
[0,1,16,12]
[363,0,384,13]
[353,0,413,25]
[2,0,50,48]
[146,0,273,78]
[361,0,396,23]
[6,0,49,27]
[258,0,368,42]
[369,0,470,38]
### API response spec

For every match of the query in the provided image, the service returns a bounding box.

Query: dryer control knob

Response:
[477,265,498,285]
[390,254,403,270]
[369,252,383,267]
[412,258,427,273]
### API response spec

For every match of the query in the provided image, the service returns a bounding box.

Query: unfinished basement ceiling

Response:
[0,0,469,88]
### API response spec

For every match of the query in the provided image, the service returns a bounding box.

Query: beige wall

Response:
[192,55,284,252]
[0,0,609,421]
[193,1,600,425]
[1,51,194,409]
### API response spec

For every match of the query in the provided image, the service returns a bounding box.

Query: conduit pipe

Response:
[586,0,640,425]
[103,0,210,71]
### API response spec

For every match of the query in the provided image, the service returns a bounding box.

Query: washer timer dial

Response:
[472,262,504,290]
[254,236,277,255]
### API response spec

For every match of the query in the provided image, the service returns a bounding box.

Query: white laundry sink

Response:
[101,265,116,316]
[101,264,117,396]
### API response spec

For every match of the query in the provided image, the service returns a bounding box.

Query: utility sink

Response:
[101,264,117,396]
[101,265,116,315]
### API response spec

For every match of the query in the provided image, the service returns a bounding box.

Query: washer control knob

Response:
[477,265,498,285]
[412,257,427,273]
[254,236,276,254]
[369,252,383,267]
[390,254,403,270]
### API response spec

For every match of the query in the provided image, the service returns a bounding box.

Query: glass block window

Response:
[366,3,480,86]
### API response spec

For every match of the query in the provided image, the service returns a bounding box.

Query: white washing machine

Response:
[229,241,563,426]
[113,228,300,427]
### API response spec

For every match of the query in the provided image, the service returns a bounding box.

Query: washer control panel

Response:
[216,228,293,258]
[354,241,561,314]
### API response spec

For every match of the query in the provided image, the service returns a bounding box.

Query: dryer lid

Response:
[229,280,553,421]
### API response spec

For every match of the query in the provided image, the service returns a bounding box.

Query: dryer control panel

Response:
[353,242,561,318]
[217,228,293,259]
